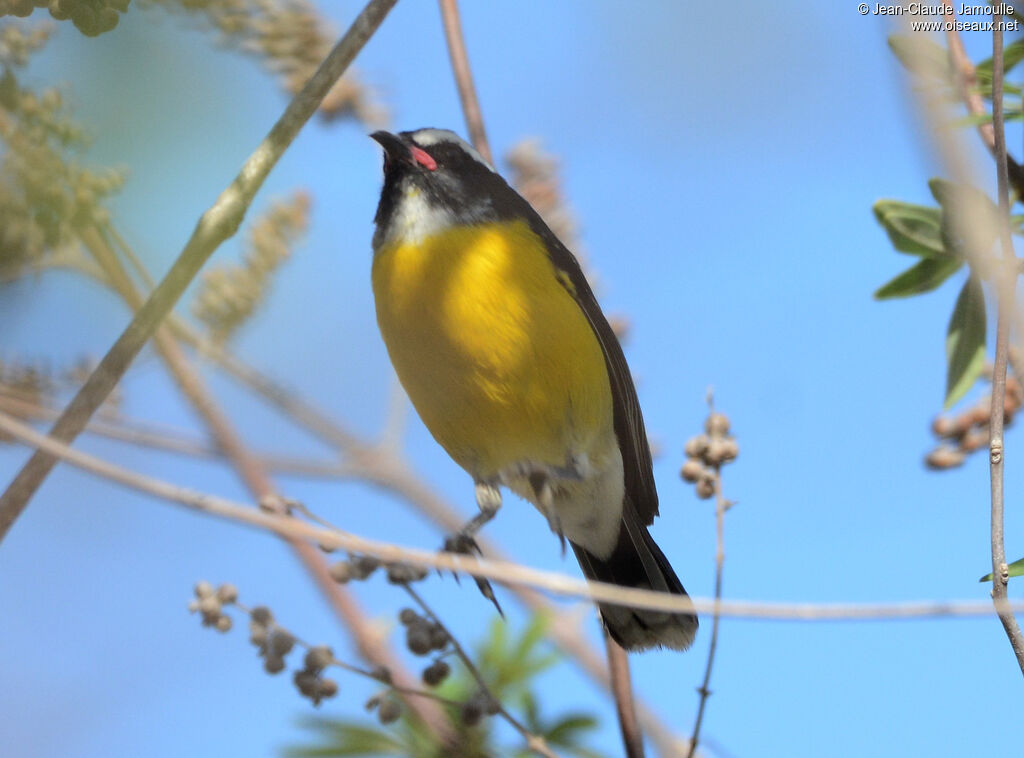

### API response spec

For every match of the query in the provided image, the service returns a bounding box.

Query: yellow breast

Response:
[371,219,613,479]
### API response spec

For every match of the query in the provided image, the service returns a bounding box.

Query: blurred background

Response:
[2,1,1022,756]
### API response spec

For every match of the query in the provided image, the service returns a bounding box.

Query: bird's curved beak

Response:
[370,130,409,162]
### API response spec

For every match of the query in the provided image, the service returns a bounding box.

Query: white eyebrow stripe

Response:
[408,128,495,171]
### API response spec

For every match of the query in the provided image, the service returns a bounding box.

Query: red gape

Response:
[409,145,437,171]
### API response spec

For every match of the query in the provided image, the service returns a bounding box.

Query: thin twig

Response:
[0,393,354,477]
[605,636,645,758]
[0,0,399,543]
[687,466,727,758]
[10,407,1024,622]
[437,0,492,164]
[402,585,559,758]
[987,23,1024,675]
[943,9,1024,198]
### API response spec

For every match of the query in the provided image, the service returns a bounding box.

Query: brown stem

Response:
[605,635,645,758]
[0,0,399,543]
[943,4,1024,198]
[437,0,492,164]
[988,24,1024,675]
[687,459,727,758]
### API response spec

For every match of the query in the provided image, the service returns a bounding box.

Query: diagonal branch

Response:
[0,0,399,543]
[986,23,1024,675]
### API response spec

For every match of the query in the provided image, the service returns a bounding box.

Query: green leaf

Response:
[544,714,600,744]
[975,39,1024,82]
[874,256,963,299]
[888,35,953,82]
[283,718,409,758]
[945,276,987,409]
[980,556,1024,582]
[950,109,1024,128]
[873,200,945,257]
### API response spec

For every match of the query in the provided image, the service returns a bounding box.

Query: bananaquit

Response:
[369,128,697,651]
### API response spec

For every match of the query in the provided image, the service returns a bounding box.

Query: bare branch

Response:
[437,0,492,164]
[8,408,1024,622]
[987,23,1024,675]
[0,0,399,543]
[687,452,728,757]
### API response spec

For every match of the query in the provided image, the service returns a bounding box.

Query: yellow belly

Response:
[372,219,613,479]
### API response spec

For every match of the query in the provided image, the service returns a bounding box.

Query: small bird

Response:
[369,128,697,651]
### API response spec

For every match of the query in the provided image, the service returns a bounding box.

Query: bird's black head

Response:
[370,128,527,250]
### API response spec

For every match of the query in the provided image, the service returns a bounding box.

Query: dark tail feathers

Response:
[571,518,697,652]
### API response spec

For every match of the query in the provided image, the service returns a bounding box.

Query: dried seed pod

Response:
[422,660,451,687]
[428,623,449,651]
[684,434,710,459]
[718,437,739,463]
[317,677,338,700]
[460,698,483,726]
[398,608,419,626]
[370,665,392,685]
[269,631,295,658]
[680,459,704,483]
[705,412,730,437]
[293,670,318,696]
[250,606,273,626]
[350,555,380,579]
[215,583,239,604]
[304,645,333,672]
[214,615,233,633]
[406,623,432,656]
[695,477,715,500]
[378,697,402,724]
[328,560,352,584]
[925,446,966,470]
[263,654,286,674]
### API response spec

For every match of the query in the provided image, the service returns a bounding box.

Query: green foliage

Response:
[873,256,963,299]
[980,556,1024,582]
[282,614,607,758]
[974,39,1024,89]
[872,201,945,257]
[873,178,1000,407]
[945,277,987,409]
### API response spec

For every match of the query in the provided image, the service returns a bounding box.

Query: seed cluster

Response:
[680,412,739,498]
[0,25,124,280]
[926,375,1022,470]
[188,580,238,632]
[292,645,339,706]
[192,192,310,343]
[1,1,129,36]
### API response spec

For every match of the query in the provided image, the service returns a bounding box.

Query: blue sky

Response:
[2,2,1022,756]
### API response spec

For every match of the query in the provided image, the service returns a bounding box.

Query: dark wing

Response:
[522,213,660,524]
